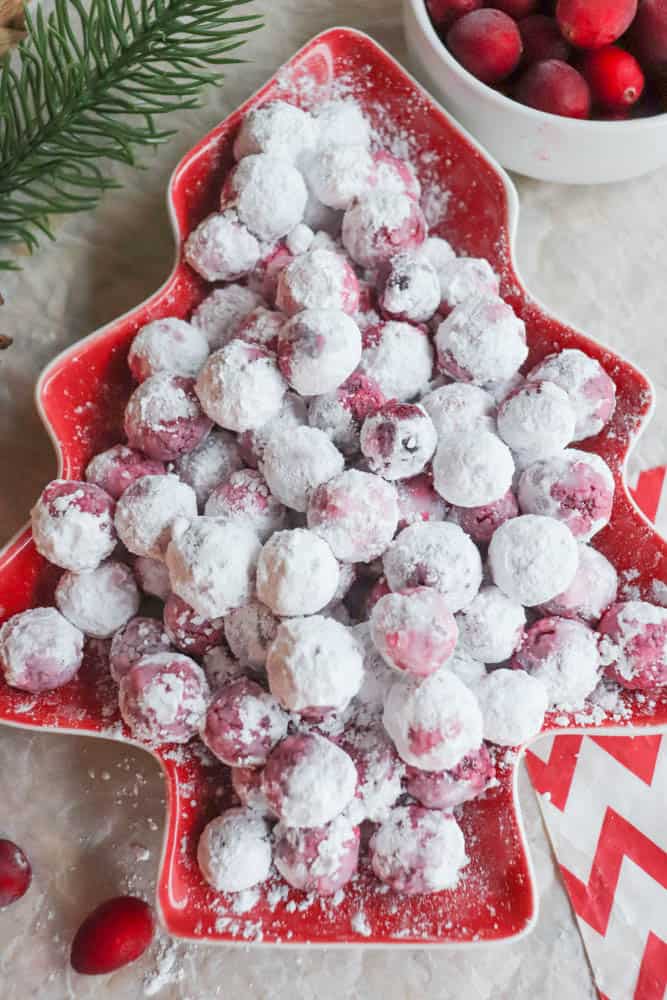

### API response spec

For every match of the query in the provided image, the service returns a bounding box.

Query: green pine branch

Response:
[0,0,263,272]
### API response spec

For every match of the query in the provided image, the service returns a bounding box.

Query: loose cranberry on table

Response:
[556,0,638,49]
[582,46,645,111]
[446,9,523,84]
[629,0,667,71]
[515,59,592,119]
[0,839,31,907]
[70,896,154,975]
[519,15,571,66]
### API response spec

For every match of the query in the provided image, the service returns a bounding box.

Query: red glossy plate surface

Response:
[1,28,666,946]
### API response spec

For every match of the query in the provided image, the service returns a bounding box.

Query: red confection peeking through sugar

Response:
[163,594,226,657]
[406,744,494,810]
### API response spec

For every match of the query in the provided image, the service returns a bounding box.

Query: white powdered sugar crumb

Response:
[652,579,667,606]
[351,909,372,936]
[231,887,261,913]
[421,183,451,229]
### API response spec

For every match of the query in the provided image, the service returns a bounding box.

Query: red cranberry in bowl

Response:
[426,0,483,32]
[582,46,645,111]
[516,60,591,119]
[556,0,638,49]
[519,15,571,66]
[447,10,523,84]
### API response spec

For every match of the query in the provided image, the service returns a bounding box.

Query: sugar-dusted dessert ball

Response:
[115,474,197,560]
[359,321,434,401]
[370,805,467,894]
[383,669,483,770]
[305,144,374,210]
[435,295,527,385]
[378,250,440,323]
[420,235,456,275]
[307,469,399,563]
[248,242,294,306]
[233,100,318,162]
[342,191,427,269]
[406,744,494,810]
[449,489,519,545]
[456,585,525,663]
[371,150,421,200]
[541,544,618,623]
[166,516,260,619]
[277,309,361,396]
[599,601,667,690]
[195,340,286,434]
[273,814,360,895]
[236,306,284,352]
[286,223,315,256]
[163,593,226,656]
[224,154,308,242]
[109,617,171,683]
[124,373,212,462]
[383,521,483,613]
[197,808,272,892]
[239,390,309,470]
[340,726,405,823]
[85,445,165,501]
[203,644,247,690]
[202,677,288,766]
[267,615,363,716]
[513,616,601,708]
[134,556,171,600]
[31,480,117,572]
[476,668,548,746]
[395,473,449,529]
[446,648,487,690]
[276,249,359,317]
[127,318,209,383]
[308,372,385,457]
[231,766,275,817]
[436,257,500,315]
[55,560,140,638]
[172,429,243,510]
[184,211,260,282]
[489,514,579,606]
[190,284,263,351]
[360,402,437,481]
[259,425,344,512]
[205,469,287,542]
[518,449,615,542]
[224,600,278,671]
[527,349,616,441]
[370,587,458,677]
[420,382,496,440]
[261,732,358,827]
[351,621,396,716]
[433,429,514,508]
[315,98,371,149]
[256,529,340,616]
[497,380,576,461]
[0,607,83,693]
[119,651,210,744]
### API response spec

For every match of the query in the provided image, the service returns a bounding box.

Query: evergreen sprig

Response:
[0,0,262,271]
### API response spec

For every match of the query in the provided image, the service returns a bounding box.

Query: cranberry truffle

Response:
[172,430,243,510]
[184,211,260,282]
[378,250,440,323]
[190,284,263,351]
[497,380,576,461]
[224,153,307,242]
[342,190,426,269]
[395,473,449,529]
[205,468,287,542]
[420,382,496,439]
[489,514,579,606]
[370,587,458,677]
[360,402,437,481]
[276,248,359,316]
[55,560,140,638]
[359,321,434,401]
[134,556,171,601]
[31,479,116,572]
[527,348,616,440]
[233,100,318,162]
[307,372,385,456]
[599,601,667,690]
[202,677,288,766]
[456,585,525,664]
[114,474,197,560]
[449,489,519,545]
[224,600,278,671]
[0,607,83,693]
[256,528,340,616]
[436,257,499,315]
[127,317,209,383]
[370,805,467,893]
[513,616,600,708]
[236,306,284,352]
[435,294,527,385]
[307,469,399,563]
[197,808,272,892]
[340,725,405,823]
[476,668,548,746]
[109,617,171,683]
[406,744,494,810]
[518,449,614,542]
[305,144,374,209]
[261,732,358,827]
[163,593,226,656]
[433,429,514,508]
[119,651,210,744]
[258,425,344,512]
[277,309,362,396]
[124,373,212,462]
[85,445,165,501]
[273,814,360,895]
[383,521,482,612]
[540,544,618,623]
[195,339,286,434]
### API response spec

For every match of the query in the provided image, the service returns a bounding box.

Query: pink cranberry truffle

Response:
[236,306,284,352]
[307,372,385,456]
[360,402,437,481]
[134,556,171,600]
[239,390,309,471]
[163,593,226,656]
[420,382,496,440]
[513,616,600,708]
[261,732,358,827]
[114,474,197,560]
[406,744,494,810]
[370,805,467,894]
[435,294,527,385]
[190,284,263,351]
[540,544,618,623]
[371,150,421,200]
[0,607,83,693]
[340,725,405,823]
[258,425,344,512]
[342,190,427,269]
[307,469,399,563]
[497,380,576,461]
[436,257,499,316]
[489,514,579,606]
[476,668,548,746]
[231,765,275,817]
[202,677,288,766]
[449,489,518,545]
[527,348,616,441]
[273,814,360,895]
[204,468,287,542]
[360,321,434,403]
[518,449,614,542]
[456,585,525,664]
[275,249,360,316]
[124,373,212,462]
[277,309,361,396]
[395,473,449,529]
[109,617,171,683]
[599,601,667,690]
[55,559,140,638]
[383,521,482,613]
[233,100,318,162]
[195,339,286,434]
[119,651,210,744]
[370,587,458,677]
[314,98,371,150]
[305,144,373,209]
[197,808,272,892]
[433,429,514,509]
[172,430,243,510]
[85,445,165,500]
[127,317,209,383]
[224,600,278,670]
[378,250,440,323]
[256,529,340,616]
[223,154,307,242]
[184,211,260,282]
[202,644,247,690]
[247,242,294,306]
[31,479,116,572]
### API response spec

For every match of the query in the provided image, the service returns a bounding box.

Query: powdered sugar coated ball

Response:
[205,469,287,542]
[239,390,309,470]
[172,429,243,510]
[115,474,197,560]
[371,151,421,200]
[276,249,359,317]
[259,425,344,512]
[274,814,360,895]
[370,805,467,893]
[55,560,140,638]
[119,651,209,744]
[406,744,494,811]
[436,257,499,314]
[315,99,370,149]
[489,514,579,606]
[456,585,525,664]
[305,145,374,210]
[196,339,286,433]
[163,593,225,656]
[256,529,339,616]
[85,446,165,501]
[307,372,385,456]
[262,732,358,827]
[184,211,260,282]
[286,223,315,256]
[224,154,307,242]
[527,349,616,441]
[166,516,260,619]
[476,668,548,746]
[599,601,667,690]
[395,473,449,529]
[383,521,482,612]
[497,380,576,461]
[541,544,618,623]
[370,587,458,677]
[433,429,514,508]
[360,321,433,401]
[197,808,272,892]
[203,645,247,690]
[378,251,440,323]
[513,616,600,708]
[134,556,171,600]
[236,307,284,352]
[224,600,278,670]
[247,242,294,306]
[128,318,209,383]
[360,402,437,481]
[449,489,519,546]
[518,450,614,542]
[340,726,404,823]
[0,607,83,693]
[202,677,288,766]
[190,285,263,351]
[31,480,116,572]
[266,616,363,716]
[420,235,456,275]
[124,373,212,461]
[307,468,399,563]
[446,648,487,690]
[231,766,275,817]
[342,191,426,269]
[109,617,171,683]
[277,309,361,395]
[436,295,527,385]
[234,100,318,162]
[420,383,496,439]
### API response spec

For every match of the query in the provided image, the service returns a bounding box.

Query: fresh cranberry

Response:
[629,0,667,70]
[582,46,645,110]
[516,59,591,117]
[519,15,571,65]
[491,0,538,17]
[556,0,638,49]
[447,9,523,84]
[70,896,154,975]
[426,0,483,31]
[0,839,31,907]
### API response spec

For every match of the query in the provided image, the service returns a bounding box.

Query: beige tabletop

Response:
[1,1,666,996]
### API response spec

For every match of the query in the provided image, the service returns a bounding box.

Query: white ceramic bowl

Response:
[403,0,667,184]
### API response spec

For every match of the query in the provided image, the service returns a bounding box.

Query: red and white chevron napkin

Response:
[525,468,667,1000]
